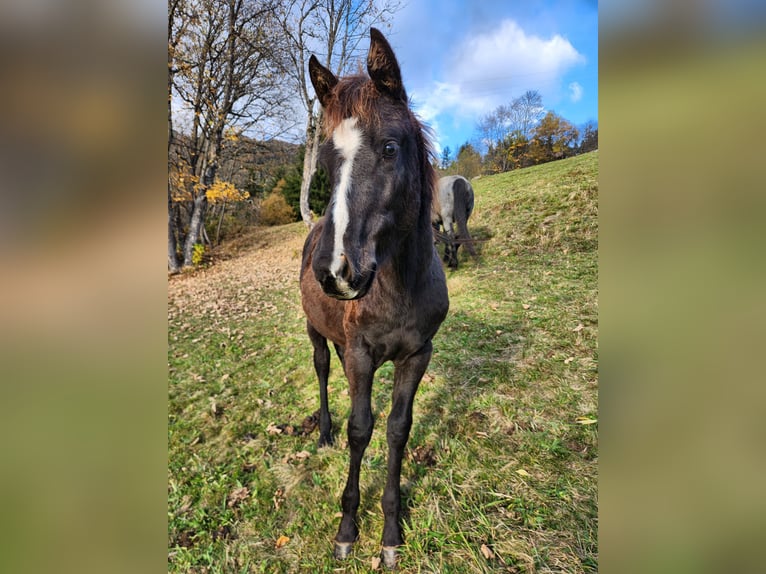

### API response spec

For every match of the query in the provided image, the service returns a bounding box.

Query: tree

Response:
[476,106,510,156]
[278,145,332,219]
[205,180,249,244]
[475,90,545,173]
[440,146,452,170]
[579,120,598,153]
[170,0,291,268]
[448,143,482,179]
[509,90,544,140]
[528,111,579,164]
[279,0,401,228]
[168,0,189,273]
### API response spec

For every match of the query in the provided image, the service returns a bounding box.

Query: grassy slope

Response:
[168,151,598,573]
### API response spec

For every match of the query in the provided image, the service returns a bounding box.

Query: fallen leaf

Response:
[522,304,531,310]
[273,488,285,510]
[371,556,381,570]
[266,422,282,435]
[178,495,193,513]
[576,417,598,425]
[480,543,495,560]
[409,444,438,466]
[226,486,249,508]
[300,411,320,435]
[516,469,530,477]
[564,357,575,364]
[573,323,584,332]
[275,535,290,548]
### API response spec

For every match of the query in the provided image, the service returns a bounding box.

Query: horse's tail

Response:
[453,177,477,257]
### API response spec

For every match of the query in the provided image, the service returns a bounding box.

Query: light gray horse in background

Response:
[432,175,477,268]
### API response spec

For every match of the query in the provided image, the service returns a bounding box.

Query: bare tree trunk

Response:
[215,200,227,245]
[183,158,215,266]
[299,107,319,228]
[201,222,211,247]
[183,193,208,266]
[167,0,184,273]
[168,185,181,273]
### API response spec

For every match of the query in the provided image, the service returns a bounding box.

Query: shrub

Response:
[192,243,205,266]
[259,192,296,226]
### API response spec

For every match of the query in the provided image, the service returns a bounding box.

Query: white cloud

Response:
[410,19,585,145]
[569,81,584,102]
[449,19,584,92]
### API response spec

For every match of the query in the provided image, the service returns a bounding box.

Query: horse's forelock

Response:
[322,75,381,137]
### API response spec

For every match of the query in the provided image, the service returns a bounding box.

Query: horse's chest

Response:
[353,298,445,362]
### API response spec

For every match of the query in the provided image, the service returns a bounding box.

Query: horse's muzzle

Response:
[315,257,376,301]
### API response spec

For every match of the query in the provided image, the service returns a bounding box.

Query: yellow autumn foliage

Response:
[169,159,197,202]
[206,180,248,204]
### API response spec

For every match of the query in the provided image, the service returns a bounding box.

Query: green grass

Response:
[168,152,598,573]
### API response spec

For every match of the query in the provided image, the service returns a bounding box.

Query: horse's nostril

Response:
[338,254,353,282]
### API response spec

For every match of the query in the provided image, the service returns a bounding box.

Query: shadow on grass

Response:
[433,224,494,267]
[402,306,527,525]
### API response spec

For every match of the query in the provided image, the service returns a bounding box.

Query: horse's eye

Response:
[383,141,399,158]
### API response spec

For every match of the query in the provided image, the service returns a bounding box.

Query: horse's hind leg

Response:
[307,321,333,447]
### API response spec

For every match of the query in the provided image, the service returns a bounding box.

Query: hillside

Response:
[168,151,598,573]
[170,134,300,194]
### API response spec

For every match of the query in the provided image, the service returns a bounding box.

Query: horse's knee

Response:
[386,412,413,451]
[348,411,374,448]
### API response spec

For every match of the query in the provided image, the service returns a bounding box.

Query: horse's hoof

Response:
[381,546,398,569]
[318,435,333,448]
[334,541,353,560]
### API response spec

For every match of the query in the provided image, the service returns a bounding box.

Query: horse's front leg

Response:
[442,216,457,268]
[334,348,375,559]
[380,341,433,568]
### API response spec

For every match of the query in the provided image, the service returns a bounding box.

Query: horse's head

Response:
[308,28,432,300]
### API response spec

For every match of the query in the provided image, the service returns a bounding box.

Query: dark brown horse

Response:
[300,28,449,569]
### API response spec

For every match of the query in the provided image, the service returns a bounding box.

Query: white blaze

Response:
[330,117,362,279]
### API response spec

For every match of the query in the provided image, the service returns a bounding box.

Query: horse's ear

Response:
[367,27,407,103]
[309,55,338,108]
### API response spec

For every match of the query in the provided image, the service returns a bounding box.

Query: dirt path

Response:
[168,225,307,321]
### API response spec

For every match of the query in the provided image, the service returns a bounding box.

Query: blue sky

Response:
[382,0,598,155]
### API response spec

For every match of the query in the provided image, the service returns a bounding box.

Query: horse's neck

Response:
[383,223,434,293]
